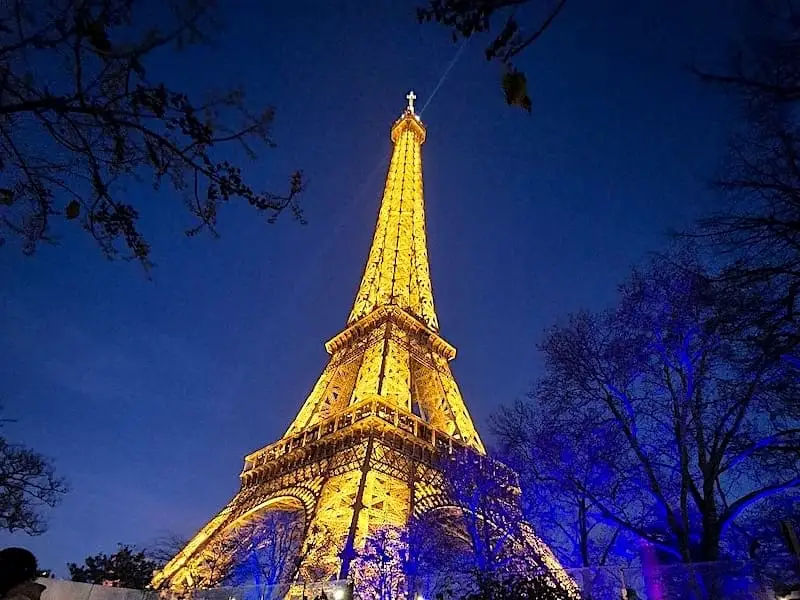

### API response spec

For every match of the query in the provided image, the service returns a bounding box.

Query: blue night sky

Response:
[1,0,746,574]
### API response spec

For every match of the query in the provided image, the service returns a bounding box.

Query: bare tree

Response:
[432,451,579,600]
[295,522,340,584]
[0,414,67,535]
[501,254,800,566]
[164,509,333,592]
[173,531,238,590]
[0,0,304,267]
[225,510,305,588]
[405,513,474,598]
[727,490,800,588]
[355,521,487,600]
[435,453,529,574]
[147,532,190,567]
[690,1,800,356]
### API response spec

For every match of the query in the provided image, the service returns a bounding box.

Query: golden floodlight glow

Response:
[152,94,571,595]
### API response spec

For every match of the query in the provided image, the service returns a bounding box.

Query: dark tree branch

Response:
[0,0,305,267]
[416,0,566,110]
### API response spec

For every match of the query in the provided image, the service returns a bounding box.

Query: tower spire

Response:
[406,90,417,114]
[348,93,439,331]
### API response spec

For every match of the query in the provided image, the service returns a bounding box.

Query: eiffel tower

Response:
[153,93,569,593]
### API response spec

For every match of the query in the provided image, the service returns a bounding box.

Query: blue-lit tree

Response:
[404,511,474,599]
[352,448,581,600]
[496,254,799,593]
[224,509,305,590]
[175,508,309,594]
[428,451,580,599]
[691,0,800,381]
[494,410,636,598]
[357,511,576,600]
[433,452,533,574]
[350,514,472,600]
[351,526,409,600]
[495,407,634,569]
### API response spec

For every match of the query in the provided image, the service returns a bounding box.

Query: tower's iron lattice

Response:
[153,96,572,595]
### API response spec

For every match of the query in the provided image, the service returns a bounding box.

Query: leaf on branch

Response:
[502,68,532,112]
[144,138,160,171]
[418,0,566,110]
[87,21,112,53]
[0,189,15,206]
[130,58,145,77]
[65,200,81,220]
[486,17,519,62]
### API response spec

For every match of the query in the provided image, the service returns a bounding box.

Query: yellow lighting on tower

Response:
[152,93,571,596]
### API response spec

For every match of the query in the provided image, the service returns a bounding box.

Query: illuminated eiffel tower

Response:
[153,93,568,592]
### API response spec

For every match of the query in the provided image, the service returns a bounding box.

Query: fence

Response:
[37,561,791,600]
[39,580,160,600]
[559,561,778,600]
[39,579,351,600]
[409,561,780,600]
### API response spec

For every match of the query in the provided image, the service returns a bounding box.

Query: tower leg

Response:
[339,434,374,580]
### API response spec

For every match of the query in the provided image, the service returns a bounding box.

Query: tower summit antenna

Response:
[406,90,417,114]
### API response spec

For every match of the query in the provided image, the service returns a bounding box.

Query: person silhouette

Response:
[0,548,45,600]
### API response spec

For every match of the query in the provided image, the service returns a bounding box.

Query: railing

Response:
[242,398,474,475]
[238,398,520,499]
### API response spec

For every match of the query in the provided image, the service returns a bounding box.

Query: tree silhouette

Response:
[351,526,408,600]
[727,490,800,590]
[224,510,305,589]
[690,0,800,367]
[493,422,632,571]
[146,532,189,567]
[0,412,67,535]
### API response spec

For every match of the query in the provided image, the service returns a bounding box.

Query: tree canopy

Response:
[68,544,159,589]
